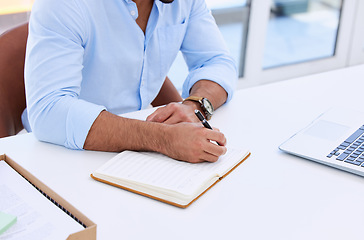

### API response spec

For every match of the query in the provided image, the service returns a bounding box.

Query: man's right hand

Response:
[160,122,227,163]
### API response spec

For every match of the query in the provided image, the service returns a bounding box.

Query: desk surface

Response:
[1,65,364,240]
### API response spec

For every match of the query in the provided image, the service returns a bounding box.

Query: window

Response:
[168,0,251,89]
[2,0,364,91]
[348,1,364,65]
[264,0,342,69]
[170,0,364,90]
[242,0,356,88]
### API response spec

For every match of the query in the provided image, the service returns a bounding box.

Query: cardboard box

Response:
[0,154,97,240]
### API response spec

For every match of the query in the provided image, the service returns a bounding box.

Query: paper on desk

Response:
[0,161,83,240]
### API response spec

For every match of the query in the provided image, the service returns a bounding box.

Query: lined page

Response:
[94,147,248,196]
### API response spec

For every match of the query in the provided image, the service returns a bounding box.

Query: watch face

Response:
[202,98,214,115]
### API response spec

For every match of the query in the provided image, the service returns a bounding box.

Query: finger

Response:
[186,150,219,163]
[146,109,158,121]
[212,127,220,132]
[146,106,173,123]
[199,151,221,163]
[163,110,197,124]
[205,129,227,146]
[162,107,197,124]
[204,141,227,157]
[146,108,164,122]
[186,158,205,164]
[163,114,182,124]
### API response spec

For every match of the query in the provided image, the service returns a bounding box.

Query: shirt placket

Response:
[139,3,161,109]
[125,0,138,20]
[124,0,146,109]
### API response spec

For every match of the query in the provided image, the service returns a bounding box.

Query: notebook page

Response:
[213,147,250,175]
[94,147,246,196]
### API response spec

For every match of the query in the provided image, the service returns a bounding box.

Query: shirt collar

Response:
[155,0,165,17]
[122,0,164,12]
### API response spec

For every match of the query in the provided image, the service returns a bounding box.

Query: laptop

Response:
[279,107,364,177]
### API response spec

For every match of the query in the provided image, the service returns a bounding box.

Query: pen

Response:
[194,110,222,146]
[195,109,213,129]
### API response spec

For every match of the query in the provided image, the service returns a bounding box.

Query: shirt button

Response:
[130,10,136,16]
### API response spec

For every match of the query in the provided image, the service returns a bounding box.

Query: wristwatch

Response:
[183,96,214,120]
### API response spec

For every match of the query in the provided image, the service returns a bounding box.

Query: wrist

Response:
[155,123,173,156]
[182,100,204,115]
[182,96,214,120]
[134,121,170,154]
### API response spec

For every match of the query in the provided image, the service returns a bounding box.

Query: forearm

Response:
[83,110,167,152]
[84,110,227,163]
[181,0,237,106]
[188,80,227,109]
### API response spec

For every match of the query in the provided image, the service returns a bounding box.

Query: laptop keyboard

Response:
[327,125,364,166]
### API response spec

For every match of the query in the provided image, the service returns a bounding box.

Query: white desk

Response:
[2,65,364,239]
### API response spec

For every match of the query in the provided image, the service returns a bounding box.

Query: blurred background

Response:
[1,0,363,90]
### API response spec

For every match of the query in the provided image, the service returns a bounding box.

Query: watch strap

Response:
[183,96,203,102]
[183,96,213,120]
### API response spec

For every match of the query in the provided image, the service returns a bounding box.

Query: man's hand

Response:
[147,80,228,124]
[161,122,227,163]
[146,102,200,124]
[84,111,227,163]
[84,80,229,163]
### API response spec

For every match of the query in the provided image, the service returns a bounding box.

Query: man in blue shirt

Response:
[24,0,237,163]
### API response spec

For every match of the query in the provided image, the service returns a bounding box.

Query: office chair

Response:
[0,23,28,138]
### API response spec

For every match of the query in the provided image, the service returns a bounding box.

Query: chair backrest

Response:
[0,23,28,138]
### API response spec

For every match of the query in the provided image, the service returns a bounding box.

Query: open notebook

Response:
[91,147,250,208]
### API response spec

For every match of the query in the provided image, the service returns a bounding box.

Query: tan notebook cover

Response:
[91,151,251,208]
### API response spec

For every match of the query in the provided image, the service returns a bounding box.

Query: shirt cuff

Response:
[182,64,237,103]
[65,99,106,150]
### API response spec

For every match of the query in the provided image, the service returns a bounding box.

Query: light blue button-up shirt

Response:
[24,0,237,150]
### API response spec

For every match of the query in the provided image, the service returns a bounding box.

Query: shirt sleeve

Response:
[181,0,238,102]
[25,0,106,150]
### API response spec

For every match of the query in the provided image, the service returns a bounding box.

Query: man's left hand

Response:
[146,102,200,124]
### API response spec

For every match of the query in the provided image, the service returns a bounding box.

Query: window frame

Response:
[238,0,356,89]
[348,0,364,66]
